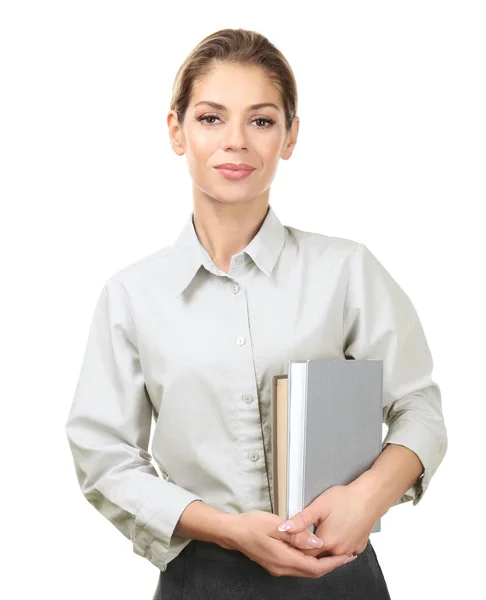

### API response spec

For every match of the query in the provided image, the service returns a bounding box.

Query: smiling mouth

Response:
[214,167,255,180]
[215,163,255,171]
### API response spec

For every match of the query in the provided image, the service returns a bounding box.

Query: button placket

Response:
[229,276,267,510]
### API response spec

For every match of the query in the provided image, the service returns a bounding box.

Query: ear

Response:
[167,110,185,156]
[281,115,300,160]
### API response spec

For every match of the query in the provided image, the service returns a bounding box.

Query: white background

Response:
[2,1,484,598]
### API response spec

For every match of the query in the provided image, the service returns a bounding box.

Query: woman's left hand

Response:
[276,483,382,557]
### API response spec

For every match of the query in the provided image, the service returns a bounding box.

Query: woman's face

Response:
[168,62,299,206]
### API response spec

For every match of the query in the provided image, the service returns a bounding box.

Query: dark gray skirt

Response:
[152,538,392,599]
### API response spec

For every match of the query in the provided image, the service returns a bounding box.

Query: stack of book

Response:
[271,358,383,533]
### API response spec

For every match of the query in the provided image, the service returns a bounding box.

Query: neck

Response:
[192,190,270,272]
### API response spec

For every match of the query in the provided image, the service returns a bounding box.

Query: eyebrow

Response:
[193,101,281,111]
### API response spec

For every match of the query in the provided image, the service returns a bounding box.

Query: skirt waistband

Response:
[182,539,255,564]
[182,538,372,564]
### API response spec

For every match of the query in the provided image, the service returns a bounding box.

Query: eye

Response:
[253,117,275,128]
[197,114,275,128]
[198,114,221,125]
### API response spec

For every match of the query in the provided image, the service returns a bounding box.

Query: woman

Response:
[65,28,448,599]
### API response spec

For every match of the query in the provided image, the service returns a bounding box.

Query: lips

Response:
[215,163,255,171]
[215,167,254,180]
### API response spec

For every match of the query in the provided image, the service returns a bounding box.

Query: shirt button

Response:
[230,283,239,294]
[145,548,152,560]
[236,336,245,345]
[242,393,253,403]
[236,256,244,265]
[248,451,259,462]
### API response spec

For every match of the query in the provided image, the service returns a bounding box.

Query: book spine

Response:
[302,361,308,515]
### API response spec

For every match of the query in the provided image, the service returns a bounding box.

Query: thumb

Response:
[278,503,330,533]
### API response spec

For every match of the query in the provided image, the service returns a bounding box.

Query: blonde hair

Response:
[170,28,298,132]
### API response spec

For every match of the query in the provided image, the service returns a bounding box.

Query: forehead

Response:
[191,63,282,108]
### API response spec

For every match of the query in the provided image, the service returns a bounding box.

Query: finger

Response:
[314,552,358,577]
[298,546,333,558]
[278,541,355,578]
[281,530,325,550]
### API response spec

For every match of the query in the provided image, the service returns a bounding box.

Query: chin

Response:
[197,185,259,205]
[214,194,256,205]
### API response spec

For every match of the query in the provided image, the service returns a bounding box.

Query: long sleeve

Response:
[64,277,202,571]
[343,242,448,506]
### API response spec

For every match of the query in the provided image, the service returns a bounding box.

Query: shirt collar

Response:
[167,204,285,298]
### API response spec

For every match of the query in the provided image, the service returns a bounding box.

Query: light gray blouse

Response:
[64,204,448,572]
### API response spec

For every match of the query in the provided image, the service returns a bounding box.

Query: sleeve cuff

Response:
[382,419,447,506]
[132,479,203,571]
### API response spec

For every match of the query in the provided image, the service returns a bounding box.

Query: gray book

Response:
[271,358,383,534]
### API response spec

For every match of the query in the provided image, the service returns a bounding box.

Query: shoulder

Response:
[102,244,175,295]
[284,222,361,261]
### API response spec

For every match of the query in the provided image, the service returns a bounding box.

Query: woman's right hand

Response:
[223,510,357,578]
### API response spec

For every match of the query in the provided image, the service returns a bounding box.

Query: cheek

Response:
[186,128,214,154]
[185,139,213,171]
[258,133,283,159]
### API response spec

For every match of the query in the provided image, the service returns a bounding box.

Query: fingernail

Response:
[307,537,324,548]
[343,554,358,564]
[278,520,294,532]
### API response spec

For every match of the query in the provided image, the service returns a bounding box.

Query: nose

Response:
[220,118,248,151]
